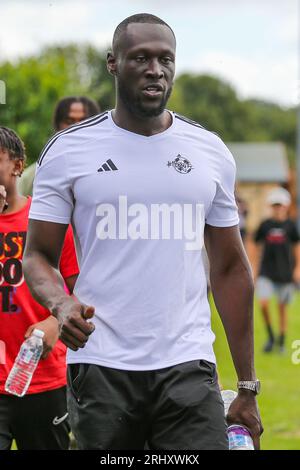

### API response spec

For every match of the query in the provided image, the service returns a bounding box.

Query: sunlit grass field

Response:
[212,292,300,450]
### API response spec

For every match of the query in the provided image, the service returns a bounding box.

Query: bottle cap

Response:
[32,329,45,339]
[221,390,238,401]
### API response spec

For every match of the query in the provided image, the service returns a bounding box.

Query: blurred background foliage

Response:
[0,44,296,165]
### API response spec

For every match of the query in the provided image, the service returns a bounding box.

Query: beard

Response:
[117,77,173,118]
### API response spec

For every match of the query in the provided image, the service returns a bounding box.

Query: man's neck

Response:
[112,103,172,137]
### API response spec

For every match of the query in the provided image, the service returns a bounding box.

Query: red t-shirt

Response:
[0,197,79,394]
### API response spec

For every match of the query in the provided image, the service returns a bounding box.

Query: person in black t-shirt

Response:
[254,188,300,353]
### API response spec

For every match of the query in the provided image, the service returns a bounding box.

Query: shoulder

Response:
[37,111,109,166]
[173,112,235,167]
[174,112,212,131]
[174,112,219,141]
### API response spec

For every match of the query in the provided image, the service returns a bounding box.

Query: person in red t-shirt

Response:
[0,127,79,450]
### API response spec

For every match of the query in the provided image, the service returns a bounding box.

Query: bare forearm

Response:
[210,261,256,381]
[23,251,74,318]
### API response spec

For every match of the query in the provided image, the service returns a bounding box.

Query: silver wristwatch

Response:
[237,380,261,395]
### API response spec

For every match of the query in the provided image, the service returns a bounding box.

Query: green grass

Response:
[212,292,300,450]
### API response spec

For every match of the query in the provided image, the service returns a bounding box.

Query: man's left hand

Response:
[226,390,264,450]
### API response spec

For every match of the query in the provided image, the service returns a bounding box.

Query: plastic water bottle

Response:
[5,329,44,397]
[227,425,254,450]
[221,389,238,416]
[221,389,254,450]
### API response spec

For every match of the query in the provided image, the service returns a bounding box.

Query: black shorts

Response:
[67,360,228,450]
[0,386,70,450]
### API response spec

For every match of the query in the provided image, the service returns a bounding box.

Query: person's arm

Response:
[24,225,80,359]
[205,223,263,449]
[250,223,265,282]
[293,243,300,284]
[23,219,95,351]
[251,241,263,283]
[24,273,79,360]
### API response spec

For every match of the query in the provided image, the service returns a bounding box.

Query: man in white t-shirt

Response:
[24,13,263,450]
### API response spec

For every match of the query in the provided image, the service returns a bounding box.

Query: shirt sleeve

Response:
[29,137,74,224]
[205,139,239,228]
[59,225,80,280]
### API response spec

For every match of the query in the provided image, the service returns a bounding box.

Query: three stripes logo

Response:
[98,159,118,173]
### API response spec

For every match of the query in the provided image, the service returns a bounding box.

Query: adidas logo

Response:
[98,159,118,172]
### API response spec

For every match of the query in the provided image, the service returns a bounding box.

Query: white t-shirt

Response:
[30,110,239,370]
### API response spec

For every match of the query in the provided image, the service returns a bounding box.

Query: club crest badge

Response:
[167,155,193,174]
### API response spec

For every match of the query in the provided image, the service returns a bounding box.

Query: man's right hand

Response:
[0,185,7,213]
[58,301,96,351]
[227,390,263,450]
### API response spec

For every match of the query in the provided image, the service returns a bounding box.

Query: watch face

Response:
[256,380,261,394]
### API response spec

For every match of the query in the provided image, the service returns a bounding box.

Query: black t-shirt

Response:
[255,218,300,283]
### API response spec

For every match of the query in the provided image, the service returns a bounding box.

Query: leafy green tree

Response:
[0,44,113,164]
[169,73,296,163]
[169,74,250,141]
[0,44,296,165]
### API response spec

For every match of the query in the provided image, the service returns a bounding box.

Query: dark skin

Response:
[24,23,177,353]
[205,224,263,448]
[23,23,263,447]
[108,23,176,135]
[24,221,95,351]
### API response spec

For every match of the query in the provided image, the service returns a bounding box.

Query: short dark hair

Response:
[53,96,101,131]
[0,127,26,161]
[113,13,176,54]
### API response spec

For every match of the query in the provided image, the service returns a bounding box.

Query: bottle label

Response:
[23,350,34,364]
[228,426,254,450]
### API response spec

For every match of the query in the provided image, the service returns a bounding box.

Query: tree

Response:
[0,44,113,164]
[169,74,249,141]
[0,45,296,165]
[169,74,296,163]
